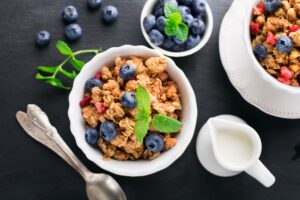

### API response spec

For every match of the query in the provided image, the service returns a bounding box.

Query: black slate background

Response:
[1,0,300,199]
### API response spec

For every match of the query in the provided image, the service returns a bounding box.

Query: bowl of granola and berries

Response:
[245,0,300,91]
[68,45,197,176]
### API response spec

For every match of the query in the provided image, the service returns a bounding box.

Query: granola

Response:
[251,0,300,86]
[80,56,182,160]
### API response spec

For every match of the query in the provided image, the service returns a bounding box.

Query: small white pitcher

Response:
[196,115,275,187]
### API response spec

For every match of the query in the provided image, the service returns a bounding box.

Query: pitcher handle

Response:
[245,160,276,187]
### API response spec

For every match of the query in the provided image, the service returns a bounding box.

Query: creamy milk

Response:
[215,129,254,166]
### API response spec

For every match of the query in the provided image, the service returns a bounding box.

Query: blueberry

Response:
[186,35,201,49]
[191,18,205,35]
[162,37,175,50]
[145,133,164,152]
[173,36,187,45]
[62,5,79,23]
[276,36,293,53]
[178,0,193,6]
[64,23,82,41]
[85,78,103,92]
[35,30,51,46]
[100,121,117,142]
[160,0,178,6]
[154,6,164,18]
[87,0,102,9]
[149,29,165,46]
[178,5,191,16]
[119,64,136,80]
[101,5,118,24]
[196,12,206,21]
[156,16,166,32]
[264,0,281,12]
[182,14,194,28]
[192,0,206,15]
[121,92,136,109]
[172,44,186,52]
[143,15,156,33]
[253,44,268,60]
[85,128,100,145]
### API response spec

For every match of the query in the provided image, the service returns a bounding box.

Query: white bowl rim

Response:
[140,0,214,57]
[68,45,198,176]
[243,0,300,94]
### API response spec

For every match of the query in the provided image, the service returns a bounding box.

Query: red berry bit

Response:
[267,31,276,46]
[280,66,293,80]
[289,25,299,33]
[256,3,265,13]
[277,77,291,85]
[95,102,106,113]
[80,96,92,108]
[250,22,260,35]
[94,72,102,79]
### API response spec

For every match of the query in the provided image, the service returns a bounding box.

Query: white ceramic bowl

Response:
[244,0,300,94]
[140,0,213,57]
[68,45,198,177]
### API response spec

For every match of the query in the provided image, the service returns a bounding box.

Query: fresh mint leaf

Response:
[35,73,50,80]
[70,57,85,71]
[151,114,182,133]
[56,40,73,56]
[165,18,178,36]
[60,69,77,79]
[46,78,70,90]
[37,66,57,74]
[169,12,182,24]
[175,22,189,42]
[136,85,151,114]
[164,3,180,18]
[134,118,149,143]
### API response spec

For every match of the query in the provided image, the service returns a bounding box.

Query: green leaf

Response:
[60,69,77,79]
[56,40,73,56]
[134,118,149,143]
[164,3,180,18]
[175,22,189,42]
[135,85,151,114]
[70,57,85,71]
[35,73,50,80]
[151,114,183,133]
[37,66,57,74]
[165,18,178,36]
[169,12,182,23]
[46,78,70,90]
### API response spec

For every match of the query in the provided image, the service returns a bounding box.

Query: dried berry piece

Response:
[80,96,92,108]
[95,72,102,79]
[267,31,276,46]
[277,77,291,85]
[289,25,299,33]
[250,22,260,35]
[280,66,293,80]
[95,102,106,113]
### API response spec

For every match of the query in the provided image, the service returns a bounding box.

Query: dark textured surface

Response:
[1,0,300,199]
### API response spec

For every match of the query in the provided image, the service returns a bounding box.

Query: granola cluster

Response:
[80,56,182,160]
[251,0,300,86]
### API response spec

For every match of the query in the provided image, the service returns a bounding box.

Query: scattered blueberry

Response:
[119,64,136,80]
[253,44,268,60]
[178,0,193,6]
[162,37,175,49]
[191,18,205,35]
[35,30,51,46]
[149,29,165,46]
[160,0,178,6]
[101,5,118,23]
[85,128,100,145]
[85,78,103,92]
[178,5,191,16]
[145,133,164,152]
[192,0,206,15]
[156,16,166,32]
[182,13,194,28]
[264,0,281,12]
[100,121,117,142]
[62,5,79,23]
[143,15,156,32]
[64,23,82,41]
[276,36,293,53]
[87,0,102,9]
[186,34,201,49]
[121,92,136,109]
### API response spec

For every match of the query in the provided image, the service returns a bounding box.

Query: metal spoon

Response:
[16,104,126,200]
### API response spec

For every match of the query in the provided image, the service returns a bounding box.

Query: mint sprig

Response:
[35,40,100,90]
[151,114,182,133]
[134,85,151,143]
[164,3,189,42]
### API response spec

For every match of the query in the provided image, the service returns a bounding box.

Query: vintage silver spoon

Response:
[16,104,126,200]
